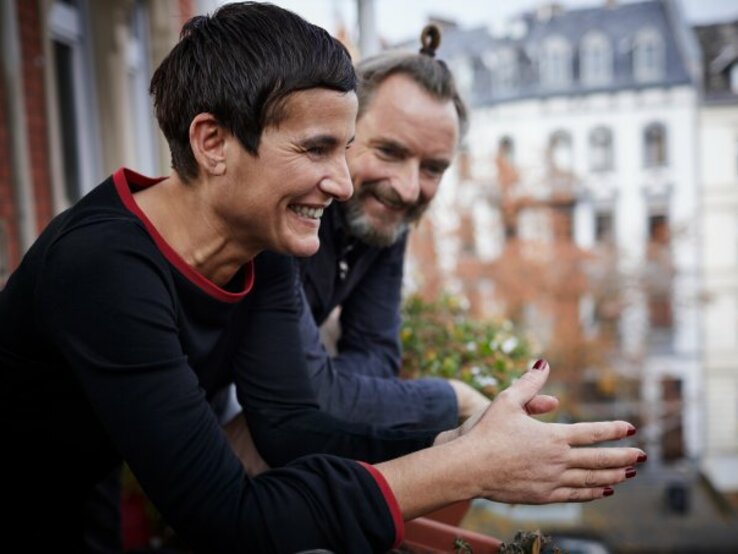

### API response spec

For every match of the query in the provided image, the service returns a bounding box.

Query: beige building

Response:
[695,20,738,495]
[1,0,216,280]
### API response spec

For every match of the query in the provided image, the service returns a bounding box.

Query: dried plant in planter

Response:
[453,536,474,553]
[499,530,563,554]
[400,294,534,397]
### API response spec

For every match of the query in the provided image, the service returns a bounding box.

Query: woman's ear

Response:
[189,113,227,176]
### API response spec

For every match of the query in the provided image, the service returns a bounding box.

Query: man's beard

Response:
[343,181,428,248]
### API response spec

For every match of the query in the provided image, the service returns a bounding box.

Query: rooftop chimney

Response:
[536,2,564,22]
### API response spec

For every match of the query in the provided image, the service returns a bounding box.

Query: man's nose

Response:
[392,163,421,205]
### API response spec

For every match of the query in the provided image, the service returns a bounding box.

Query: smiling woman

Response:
[0,3,404,552]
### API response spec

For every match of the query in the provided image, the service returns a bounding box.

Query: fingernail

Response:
[625,467,637,479]
[603,487,614,497]
[637,453,648,463]
[533,359,546,370]
[626,425,636,437]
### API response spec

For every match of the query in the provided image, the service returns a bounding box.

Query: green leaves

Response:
[400,294,535,397]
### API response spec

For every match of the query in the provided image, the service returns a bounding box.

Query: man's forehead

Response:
[359,76,459,159]
[362,75,458,130]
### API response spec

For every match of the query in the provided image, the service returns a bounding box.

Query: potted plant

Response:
[399,294,538,549]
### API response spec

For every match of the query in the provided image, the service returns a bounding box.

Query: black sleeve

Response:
[37,222,402,553]
[234,251,440,467]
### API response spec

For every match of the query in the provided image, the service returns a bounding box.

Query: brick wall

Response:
[0,59,21,275]
[18,0,54,234]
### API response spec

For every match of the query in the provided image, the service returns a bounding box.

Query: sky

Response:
[267,0,738,45]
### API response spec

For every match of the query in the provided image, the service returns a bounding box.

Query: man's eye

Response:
[422,165,445,178]
[377,146,400,159]
[307,146,328,157]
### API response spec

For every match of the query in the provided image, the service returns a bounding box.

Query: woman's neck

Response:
[133,173,259,287]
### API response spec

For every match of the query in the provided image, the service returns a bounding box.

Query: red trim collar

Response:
[113,167,254,303]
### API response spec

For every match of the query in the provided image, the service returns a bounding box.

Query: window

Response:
[452,57,474,100]
[126,0,157,176]
[595,211,614,245]
[0,220,9,285]
[498,136,515,165]
[540,36,572,89]
[633,28,664,83]
[549,130,573,172]
[496,48,517,94]
[552,205,574,242]
[459,214,476,255]
[53,40,82,203]
[49,0,100,203]
[589,126,613,172]
[580,32,612,86]
[644,123,667,168]
[496,136,517,190]
[731,63,738,95]
[457,149,471,180]
[646,213,672,332]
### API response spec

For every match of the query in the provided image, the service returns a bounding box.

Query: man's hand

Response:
[437,371,559,445]
[447,379,491,421]
[223,415,270,477]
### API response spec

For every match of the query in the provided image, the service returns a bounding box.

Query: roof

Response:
[694,20,738,103]
[421,0,697,107]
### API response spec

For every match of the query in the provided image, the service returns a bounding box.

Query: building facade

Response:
[694,20,738,494]
[408,0,704,464]
[0,0,219,283]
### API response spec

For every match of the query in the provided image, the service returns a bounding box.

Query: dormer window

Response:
[633,28,664,83]
[452,57,474,101]
[580,32,612,86]
[496,48,518,94]
[730,62,738,94]
[540,36,572,89]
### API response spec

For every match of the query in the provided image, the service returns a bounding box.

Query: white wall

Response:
[699,103,738,491]
[445,84,702,460]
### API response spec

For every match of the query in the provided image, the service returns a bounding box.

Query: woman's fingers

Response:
[547,486,616,503]
[560,466,637,488]
[563,420,637,446]
[568,446,647,469]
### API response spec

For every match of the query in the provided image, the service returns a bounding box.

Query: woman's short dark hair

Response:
[150,2,356,181]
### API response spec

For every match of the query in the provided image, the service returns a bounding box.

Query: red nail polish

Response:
[626,426,636,437]
[603,487,614,497]
[637,453,647,463]
[625,467,636,479]
[533,359,546,370]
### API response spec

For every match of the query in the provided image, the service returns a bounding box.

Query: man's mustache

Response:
[357,181,427,221]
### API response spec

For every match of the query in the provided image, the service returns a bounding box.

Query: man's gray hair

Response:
[354,25,468,139]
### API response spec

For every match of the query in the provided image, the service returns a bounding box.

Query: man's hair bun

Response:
[419,24,441,57]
